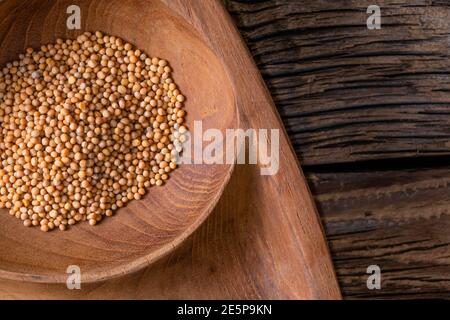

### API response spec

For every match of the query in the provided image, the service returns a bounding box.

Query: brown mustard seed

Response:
[0,31,188,232]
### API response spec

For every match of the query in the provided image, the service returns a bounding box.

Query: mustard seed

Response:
[0,31,188,232]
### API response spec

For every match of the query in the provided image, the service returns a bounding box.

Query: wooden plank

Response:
[306,160,450,298]
[225,0,450,165]
[225,0,450,298]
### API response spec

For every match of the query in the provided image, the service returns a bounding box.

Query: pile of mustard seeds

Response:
[0,31,187,231]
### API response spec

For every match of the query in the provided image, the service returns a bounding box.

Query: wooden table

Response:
[225,0,450,299]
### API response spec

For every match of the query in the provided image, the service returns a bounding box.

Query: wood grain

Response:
[308,160,450,299]
[224,0,450,299]
[0,0,341,299]
[0,164,338,299]
[225,0,450,165]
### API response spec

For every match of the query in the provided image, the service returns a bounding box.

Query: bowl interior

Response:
[0,0,237,282]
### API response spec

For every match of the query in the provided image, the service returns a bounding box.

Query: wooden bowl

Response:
[0,0,237,283]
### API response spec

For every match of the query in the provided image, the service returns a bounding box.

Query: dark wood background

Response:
[225,0,450,299]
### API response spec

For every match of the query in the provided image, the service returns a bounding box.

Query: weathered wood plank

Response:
[225,0,450,299]
[306,160,450,299]
[225,0,450,165]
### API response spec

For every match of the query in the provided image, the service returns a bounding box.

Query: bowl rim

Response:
[0,0,240,284]
[0,159,236,284]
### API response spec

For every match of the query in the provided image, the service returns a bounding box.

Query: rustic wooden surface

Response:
[225,0,450,298]
[0,0,341,299]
